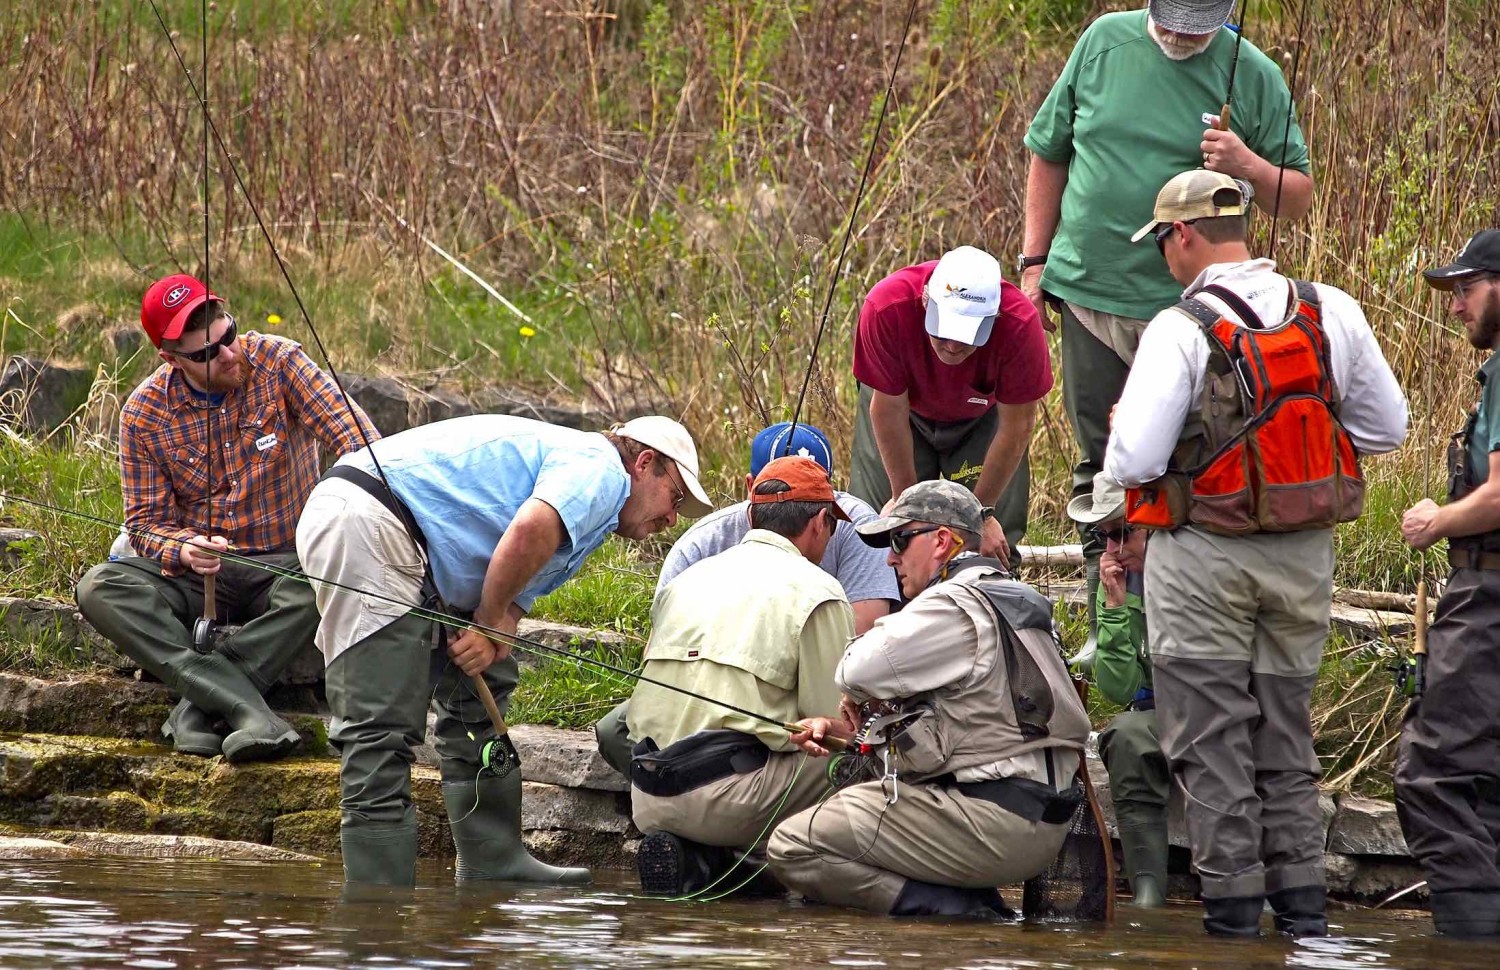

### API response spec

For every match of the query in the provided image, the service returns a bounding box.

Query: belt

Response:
[629,730,770,798]
[946,775,1083,825]
[320,465,428,554]
[1449,547,1500,571]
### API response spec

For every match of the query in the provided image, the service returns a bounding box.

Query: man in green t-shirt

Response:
[1021,0,1313,655]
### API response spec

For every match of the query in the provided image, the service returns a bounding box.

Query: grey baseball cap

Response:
[856,480,984,548]
[1149,0,1235,34]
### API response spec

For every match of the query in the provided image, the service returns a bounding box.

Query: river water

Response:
[0,859,1489,969]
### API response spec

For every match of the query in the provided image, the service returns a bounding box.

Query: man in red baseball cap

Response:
[626,455,855,897]
[76,274,379,763]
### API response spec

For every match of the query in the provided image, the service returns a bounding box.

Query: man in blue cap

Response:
[593,421,899,775]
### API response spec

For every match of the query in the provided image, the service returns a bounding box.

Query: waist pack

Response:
[937,774,1083,825]
[629,729,770,798]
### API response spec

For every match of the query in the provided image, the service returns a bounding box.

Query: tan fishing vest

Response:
[643,529,847,693]
[894,559,1091,781]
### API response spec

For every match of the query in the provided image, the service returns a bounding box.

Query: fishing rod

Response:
[0,488,843,750]
[192,0,219,655]
[143,1,521,760]
[1268,0,1310,259]
[1215,0,1249,132]
[782,0,920,454]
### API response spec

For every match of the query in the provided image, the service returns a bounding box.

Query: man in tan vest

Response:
[628,456,855,896]
[767,480,1090,915]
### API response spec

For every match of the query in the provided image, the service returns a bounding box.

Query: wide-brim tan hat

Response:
[1066,472,1126,525]
[612,415,714,517]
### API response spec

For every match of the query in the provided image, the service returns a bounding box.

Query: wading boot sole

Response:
[637,832,687,896]
[222,723,301,763]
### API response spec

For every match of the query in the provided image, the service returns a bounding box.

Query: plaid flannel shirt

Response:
[120,331,379,573]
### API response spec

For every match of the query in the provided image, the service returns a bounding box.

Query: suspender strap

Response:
[320,464,429,554]
[1199,283,1267,330]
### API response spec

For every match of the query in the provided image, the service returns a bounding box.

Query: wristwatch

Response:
[1016,253,1047,274]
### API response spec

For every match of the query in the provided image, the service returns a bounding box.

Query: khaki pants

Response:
[1396,566,1500,894]
[767,780,1066,913]
[631,750,831,850]
[1146,526,1332,900]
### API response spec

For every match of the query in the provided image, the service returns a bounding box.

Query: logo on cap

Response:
[163,283,193,309]
[944,283,985,304]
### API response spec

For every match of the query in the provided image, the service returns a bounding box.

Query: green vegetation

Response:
[2,0,1496,792]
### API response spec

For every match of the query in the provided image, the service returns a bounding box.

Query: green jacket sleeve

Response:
[1093,582,1147,707]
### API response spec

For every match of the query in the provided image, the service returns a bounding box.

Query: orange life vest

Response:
[1125,280,1364,535]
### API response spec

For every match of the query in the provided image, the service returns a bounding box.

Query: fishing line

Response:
[783,0,920,453]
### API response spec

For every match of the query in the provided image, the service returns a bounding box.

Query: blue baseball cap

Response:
[750,422,834,477]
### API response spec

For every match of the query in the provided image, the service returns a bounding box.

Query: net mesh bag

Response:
[1020,768,1115,923]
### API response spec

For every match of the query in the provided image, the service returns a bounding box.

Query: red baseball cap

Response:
[750,456,851,521]
[141,274,220,348]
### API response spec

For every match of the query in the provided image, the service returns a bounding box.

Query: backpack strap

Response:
[1199,284,1267,331]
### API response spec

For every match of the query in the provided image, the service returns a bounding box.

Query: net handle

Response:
[1073,676,1118,924]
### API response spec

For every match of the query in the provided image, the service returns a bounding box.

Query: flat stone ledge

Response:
[512,724,628,792]
[25,829,322,863]
[1328,793,1409,857]
[0,835,89,860]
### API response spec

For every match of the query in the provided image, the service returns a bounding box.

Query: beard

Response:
[1467,297,1500,351]
[201,358,249,393]
[1147,18,1216,60]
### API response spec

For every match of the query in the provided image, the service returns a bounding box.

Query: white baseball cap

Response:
[612,415,714,517]
[924,246,1002,347]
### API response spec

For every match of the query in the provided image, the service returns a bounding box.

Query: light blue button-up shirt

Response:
[340,415,631,612]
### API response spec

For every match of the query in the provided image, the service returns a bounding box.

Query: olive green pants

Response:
[1098,710,1171,810]
[75,551,315,697]
[324,611,522,825]
[849,384,1029,555]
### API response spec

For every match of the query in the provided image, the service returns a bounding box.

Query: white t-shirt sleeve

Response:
[1104,310,1202,486]
[1315,284,1409,456]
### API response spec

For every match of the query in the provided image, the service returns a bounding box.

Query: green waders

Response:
[75,552,311,762]
[849,384,1030,558]
[325,609,590,888]
[1098,710,1171,908]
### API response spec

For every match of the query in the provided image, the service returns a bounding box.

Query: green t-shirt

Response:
[1465,356,1500,487]
[1024,10,1311,320]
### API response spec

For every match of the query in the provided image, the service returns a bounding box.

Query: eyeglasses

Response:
[1454,275,1494,302]
[890,525,941,555]
[656,456,686,511]
[170,316,237,363]
[1088,523,1132,546]
[1154,219,1201,257]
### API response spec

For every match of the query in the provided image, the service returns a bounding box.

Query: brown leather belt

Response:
[1449,547,1500,571]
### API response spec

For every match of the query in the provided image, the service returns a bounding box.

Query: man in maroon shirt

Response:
[849,246,1053,563]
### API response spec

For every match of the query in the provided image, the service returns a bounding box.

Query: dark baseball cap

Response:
[749,422,833,477]
[855,480,982,547]
[1423,229,1500,290]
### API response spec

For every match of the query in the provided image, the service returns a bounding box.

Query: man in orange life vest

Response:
[1103,170,1407,937]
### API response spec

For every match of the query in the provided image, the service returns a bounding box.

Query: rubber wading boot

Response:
[636,831,733,896]
[176,653,300,763]
[1202,895,1264,937]
[441,773,591,885]
[1267,885,1329,937]
[342,816,419,887]
[161,697,223,756]
[890,879,1013,919]
[1117,810,1169,909]
[1430,889,1500,938]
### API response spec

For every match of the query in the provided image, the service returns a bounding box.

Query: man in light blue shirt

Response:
[594,422,899,774]
[296,413,712,889]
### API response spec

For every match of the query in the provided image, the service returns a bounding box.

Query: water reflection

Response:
[0,859,1487,969]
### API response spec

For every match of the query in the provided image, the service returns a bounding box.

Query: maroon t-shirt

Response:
[853,261,1053,423]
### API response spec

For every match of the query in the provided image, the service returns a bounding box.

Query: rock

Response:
[514,619,633,668]
[0,355,96,434]
[38,829,321,863]
[0,672,170,739]
[0,528,43,569]
[522,829,632,870]
[521,781,633,835]
[343,376,476,435]
[0,835,88,860]
[1325,852,1427,904]
[469,387,603,431]
[1328,794,1409,857]
[512,724,628,792]
[100,322,143,360]
[0,596,128,670]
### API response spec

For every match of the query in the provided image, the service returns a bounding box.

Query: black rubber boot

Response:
[341,815,419,887]
[1117,803,1169,909]
[175,653,300,763]
[1430,889,1500,938]
[891,879,1012,918]
[1268,885,1328,937]
[441,774,591,885]
[636,831,732,896]
[161,697,223,756]
[1202,895,1263,937]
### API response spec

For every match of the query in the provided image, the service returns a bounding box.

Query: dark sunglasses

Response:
[1088,523,1131,545]
[890,525,941,555]
[1154,219,1201,257]
[171,316,237,363]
